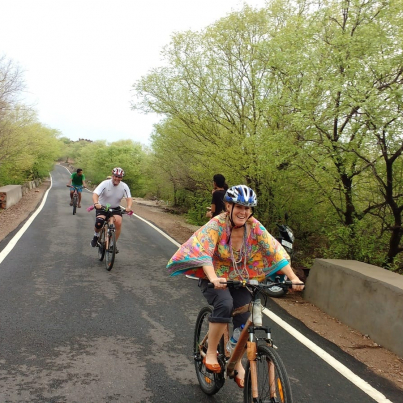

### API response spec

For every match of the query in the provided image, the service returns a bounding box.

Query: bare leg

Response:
[205,322,226,365]
[114,215,123,241]
[235,358,245,386]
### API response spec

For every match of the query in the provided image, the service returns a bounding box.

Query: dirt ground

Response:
[1,180,402,391]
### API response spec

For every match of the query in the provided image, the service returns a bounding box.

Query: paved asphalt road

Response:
[0,165,401,402]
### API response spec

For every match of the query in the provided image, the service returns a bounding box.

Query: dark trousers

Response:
[199,279,252,329]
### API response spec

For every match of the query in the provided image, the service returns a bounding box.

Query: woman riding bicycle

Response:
[167,185,304,388]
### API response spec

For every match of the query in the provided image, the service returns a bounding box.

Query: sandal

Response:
[234,375,245,388]
[203,357,221,373]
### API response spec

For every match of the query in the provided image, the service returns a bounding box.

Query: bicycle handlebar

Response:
[207,279,303,291]
[86,205,133,215]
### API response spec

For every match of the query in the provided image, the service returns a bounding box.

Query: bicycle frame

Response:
[196,301,263,393]
[226,308,269,399]
[196,284,283,401]
[68,185,82,215]
[88,204,132,252]
[102,214,116,250]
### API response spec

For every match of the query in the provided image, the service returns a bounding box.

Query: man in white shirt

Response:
[90,167,133,249]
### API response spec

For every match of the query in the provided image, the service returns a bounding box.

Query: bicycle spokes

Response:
[194,306,225,395]
[245,345,292,403]
[105,228,116,271]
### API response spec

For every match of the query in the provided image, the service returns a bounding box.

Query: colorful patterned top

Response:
[167,214,290,281]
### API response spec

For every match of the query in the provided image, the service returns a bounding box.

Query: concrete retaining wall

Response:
[304,259,403,358]
[21,179,42,195]
[0,179,42,209]
[0,185,22,209]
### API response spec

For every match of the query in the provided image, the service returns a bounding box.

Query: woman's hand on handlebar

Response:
[279,264,304,291]
[290,277,304,291]
[210,277,227,289]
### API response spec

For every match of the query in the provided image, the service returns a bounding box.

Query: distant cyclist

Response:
[66,168,87,208]
[90,167,133,248]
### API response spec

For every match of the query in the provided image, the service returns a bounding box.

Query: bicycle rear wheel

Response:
[105,230,116,271]
[193,306,225,395]
[244,344,293,403]
[72,194,77,215]
[97,227,106,261]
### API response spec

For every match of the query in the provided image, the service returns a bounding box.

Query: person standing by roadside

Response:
[66,168,87,208]
[206,174,228,218]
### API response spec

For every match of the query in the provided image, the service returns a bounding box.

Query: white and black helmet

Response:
[224,185,257,207]
[112,167,125,177]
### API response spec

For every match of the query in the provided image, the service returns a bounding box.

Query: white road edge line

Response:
[262,307,392,403]
[132,213,181,247]
[0,175,53,266]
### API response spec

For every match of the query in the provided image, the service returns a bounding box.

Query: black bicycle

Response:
[67,185,83,215]
[90,205,132,271]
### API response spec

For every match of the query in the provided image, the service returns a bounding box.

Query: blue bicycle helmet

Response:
[224,185,257,207]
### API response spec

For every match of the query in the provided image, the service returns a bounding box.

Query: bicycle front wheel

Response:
[244,344,293,403]
[97,228,106,261]
[72,194,77,215]
[105,230,116,271]
[193,306,225,395]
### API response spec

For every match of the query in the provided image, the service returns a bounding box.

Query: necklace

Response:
[229,224,249,281]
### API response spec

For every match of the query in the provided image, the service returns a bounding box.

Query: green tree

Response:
[72,140,146,195]
[274,0,403,265]
[132,0,403,270]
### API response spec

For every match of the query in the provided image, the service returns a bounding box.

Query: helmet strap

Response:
[229,204,236,227]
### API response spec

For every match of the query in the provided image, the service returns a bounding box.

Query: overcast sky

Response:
[1,0,267,145]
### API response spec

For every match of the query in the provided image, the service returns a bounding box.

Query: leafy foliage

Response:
[132,0,403,271]
[63,139,147,196]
